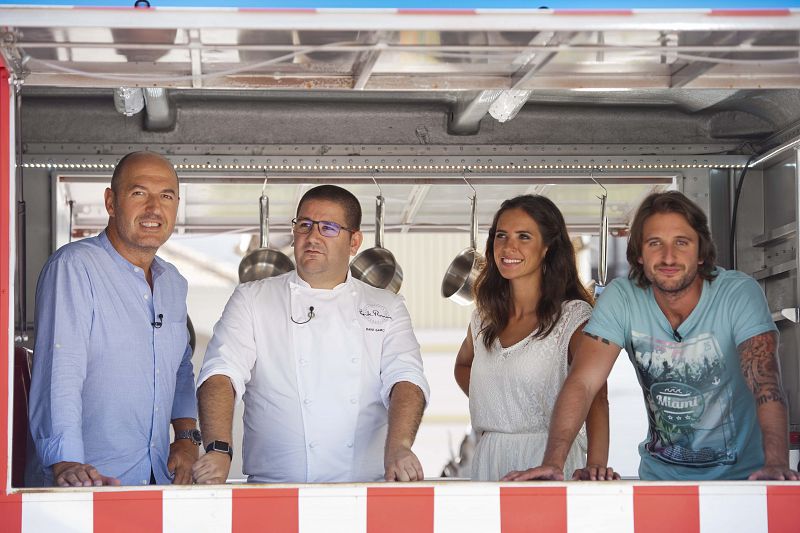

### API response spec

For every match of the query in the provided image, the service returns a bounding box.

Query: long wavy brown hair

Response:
[474,195,593,349]
[626,191,718,288]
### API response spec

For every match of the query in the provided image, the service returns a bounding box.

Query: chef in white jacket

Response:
[192,185,430,484]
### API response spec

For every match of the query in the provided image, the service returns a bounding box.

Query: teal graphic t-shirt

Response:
[584,268,777,480]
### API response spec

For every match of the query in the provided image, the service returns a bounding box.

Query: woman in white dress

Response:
[454,195,616,481]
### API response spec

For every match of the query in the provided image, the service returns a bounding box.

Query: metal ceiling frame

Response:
[3,8,800,91]
[3,8,800,32]
[449,30,575,134]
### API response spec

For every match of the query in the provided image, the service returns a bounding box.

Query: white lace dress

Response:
[469,300,592,481]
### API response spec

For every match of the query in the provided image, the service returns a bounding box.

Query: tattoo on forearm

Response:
[584,332,611,345]
[739,332,787,407]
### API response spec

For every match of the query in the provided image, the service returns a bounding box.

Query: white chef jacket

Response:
[198,270,430,483]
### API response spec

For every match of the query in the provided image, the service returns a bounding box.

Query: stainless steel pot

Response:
[441,193,484,306]
[350,195,403,293]
[238,194,294,283]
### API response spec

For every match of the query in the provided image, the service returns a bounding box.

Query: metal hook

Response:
[261,168,269,196]
[463,167,476,197]
[590,167,607,200]
[371,168,383,196]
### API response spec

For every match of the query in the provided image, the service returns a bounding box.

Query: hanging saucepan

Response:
[592,171,610,298]
[238,193,294,283]
[350,194,403,293]
[441,189,484,306]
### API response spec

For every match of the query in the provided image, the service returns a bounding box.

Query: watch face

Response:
[207,440,232,457]
[190,429,202,445]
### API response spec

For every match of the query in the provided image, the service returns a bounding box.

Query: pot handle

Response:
[469,193,477,250]
[375,195,385,248]
[598,194,608,287]
[260,194,270,248]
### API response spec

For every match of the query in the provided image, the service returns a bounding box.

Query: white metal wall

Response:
[378,232,484,330]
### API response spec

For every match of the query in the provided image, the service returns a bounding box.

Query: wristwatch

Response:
[175,429,202,446]
[205,440,233,459]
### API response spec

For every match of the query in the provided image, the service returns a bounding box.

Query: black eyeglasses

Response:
[292,217,355,238]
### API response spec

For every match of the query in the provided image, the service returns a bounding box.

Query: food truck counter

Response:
[5,480,800,533]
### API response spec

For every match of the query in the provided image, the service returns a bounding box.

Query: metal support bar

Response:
[5,8,800,32]
[509,31,576,89]
[27,153,748,172]
[794,148,800,323]
[399,184,431,233]
[752,259,797,281]
[352,33,391,90]
[449,31,574,134]
[189,29,202,89]
[22,142,741,157]
[15,41,800,55]
[56,172,678,185]
[752,135,800,168]
[68,220,632,235]
[448,90,504,135]
[670,31,756,88]
[752,222,797,248]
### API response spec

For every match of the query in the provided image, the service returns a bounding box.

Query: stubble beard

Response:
[649,265,699,298]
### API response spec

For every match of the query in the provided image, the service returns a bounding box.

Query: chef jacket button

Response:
[350,398,357,404]
[309,441,317,448]
[346,443,354,448]
[143,294,149,300]
[304,398,312,405]
[299,359,308,366]
[351,357,359,364]
[351,291,357,297]
[133,267,140,273]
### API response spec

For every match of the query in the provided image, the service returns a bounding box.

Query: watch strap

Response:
[175,429,202,445]
[205,440,233,459]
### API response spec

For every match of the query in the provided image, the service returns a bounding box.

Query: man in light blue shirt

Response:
[504,191,799,481]
[28,151,199,487]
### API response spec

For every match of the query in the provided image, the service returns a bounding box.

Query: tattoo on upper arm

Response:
[738,332,786,407]
[583,332,611,345]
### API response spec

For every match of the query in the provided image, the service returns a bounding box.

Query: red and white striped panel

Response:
[1,482,799,533]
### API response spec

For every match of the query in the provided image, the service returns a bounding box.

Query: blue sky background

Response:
[2,1,799,9]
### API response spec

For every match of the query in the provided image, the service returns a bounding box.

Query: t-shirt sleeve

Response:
[583,279,629,350]
[728,276,778,346]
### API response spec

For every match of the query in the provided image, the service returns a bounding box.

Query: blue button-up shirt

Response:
[29,230,197,486]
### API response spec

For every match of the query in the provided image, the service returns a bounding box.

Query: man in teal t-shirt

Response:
[503,191,798,482]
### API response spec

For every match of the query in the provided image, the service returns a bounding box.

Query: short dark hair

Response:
[296,185,362,230]
[110,151,178,193]
[627,191,718,288]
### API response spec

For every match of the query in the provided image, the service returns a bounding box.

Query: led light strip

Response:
[20,162,744,170]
